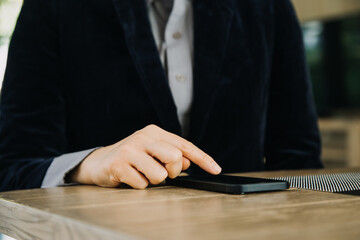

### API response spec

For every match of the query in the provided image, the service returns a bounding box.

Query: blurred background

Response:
[0,0,359,169]
[0,0,359,237]
[293,0,360,169]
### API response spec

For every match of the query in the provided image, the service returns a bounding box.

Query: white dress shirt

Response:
[42,0,194,187]
[148,0,193,135]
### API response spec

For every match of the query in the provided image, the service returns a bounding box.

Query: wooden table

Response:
[1,169,360,240]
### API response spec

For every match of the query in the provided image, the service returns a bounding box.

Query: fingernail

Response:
[212,163,222,174]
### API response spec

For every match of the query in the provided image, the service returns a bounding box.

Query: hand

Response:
[69,125,222,189]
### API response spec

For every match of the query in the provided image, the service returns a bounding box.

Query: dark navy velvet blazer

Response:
[0,0,323,191]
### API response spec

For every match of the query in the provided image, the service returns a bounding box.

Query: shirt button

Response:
[172,32,182,39]
[175,74,186,82]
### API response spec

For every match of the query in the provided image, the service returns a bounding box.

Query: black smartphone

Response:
[166,174,290,194]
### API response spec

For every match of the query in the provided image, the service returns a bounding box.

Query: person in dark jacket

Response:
[0,0,322,192]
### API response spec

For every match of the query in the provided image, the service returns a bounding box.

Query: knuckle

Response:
[182,158,191,170]
[135,180,149,190]
[166,163,182,179]
[144,125,163,139]
[145,124,159,132]
[168,170,180,179]
[151,170,168,185]
[118,144,135,156]
[168,173,176,179]
[180,140,195,152]
[133,131,148,141]
[170,149,183,161]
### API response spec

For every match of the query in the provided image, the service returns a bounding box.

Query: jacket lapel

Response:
[111,0,182,135]
[189,0,234,144]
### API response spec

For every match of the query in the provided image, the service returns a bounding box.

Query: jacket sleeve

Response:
[41,148,98,188]
[0,0,67,191]
[264,0,323,170]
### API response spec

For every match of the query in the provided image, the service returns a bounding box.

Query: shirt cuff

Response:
[41,148,99,188]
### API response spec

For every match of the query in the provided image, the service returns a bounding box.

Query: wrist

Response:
[67,147,103,185]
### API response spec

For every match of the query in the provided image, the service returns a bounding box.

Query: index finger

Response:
[152,126,222,175]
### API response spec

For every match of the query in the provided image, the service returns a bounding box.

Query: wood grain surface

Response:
[1,169,360,240]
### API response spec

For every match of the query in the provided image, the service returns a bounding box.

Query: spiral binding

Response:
[271,172,360,192]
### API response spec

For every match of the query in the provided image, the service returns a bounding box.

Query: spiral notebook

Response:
[270,172,360,196]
